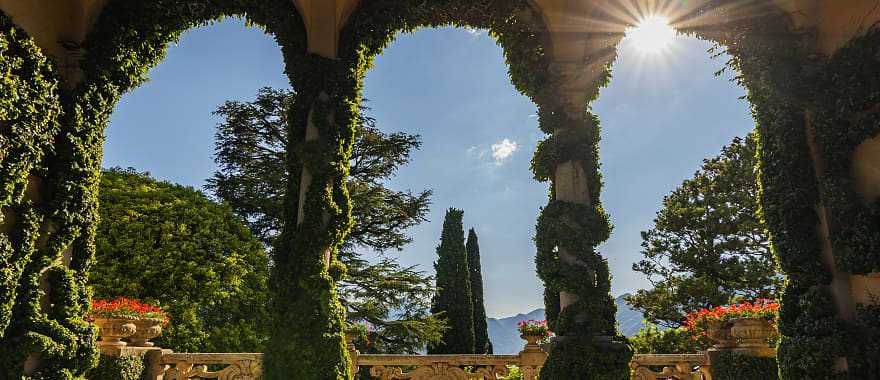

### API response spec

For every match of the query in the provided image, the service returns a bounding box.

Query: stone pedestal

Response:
[518,335,548,380]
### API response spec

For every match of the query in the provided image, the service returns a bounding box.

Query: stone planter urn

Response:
[94,317,137,348]
[128,318,164,347]
[520,334,544,352]
[706,320,737,349]
[345,331,362,354]
[730,317,776,348]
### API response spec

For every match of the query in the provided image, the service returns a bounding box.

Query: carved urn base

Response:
[129,318,164,347]
[730,317,776,348]
[94,317,137,348]
[706,320,737,349]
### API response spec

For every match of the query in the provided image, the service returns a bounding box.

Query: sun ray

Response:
[626,15,677,54]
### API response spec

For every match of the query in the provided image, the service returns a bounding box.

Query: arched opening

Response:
[594,13,759,330]
[103,18,289,186]
[360,25,548,352]
[3,0,879,379]
[98,17,289,353]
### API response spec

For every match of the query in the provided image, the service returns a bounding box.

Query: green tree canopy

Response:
[90,168,270,353]
[207,87,441,353]
[627,134,782,327]
[467,228,492,354]
[429,208,475,354]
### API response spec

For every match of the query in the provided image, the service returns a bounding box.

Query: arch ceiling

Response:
[0,0,878,83]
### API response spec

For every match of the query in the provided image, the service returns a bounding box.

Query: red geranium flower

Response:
[518,319,552,339]
[89,297,169,325]
[684,299,778,338]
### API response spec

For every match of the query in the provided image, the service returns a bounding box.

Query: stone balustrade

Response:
[629,353,713,380]
[139,336,546,380]
[356,354,521,379]
[124,336,776,379]
[156,353,263,380]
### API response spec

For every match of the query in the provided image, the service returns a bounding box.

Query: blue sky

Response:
[102,19,752,318]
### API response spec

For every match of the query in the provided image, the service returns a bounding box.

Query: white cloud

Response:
[491,139,518,164]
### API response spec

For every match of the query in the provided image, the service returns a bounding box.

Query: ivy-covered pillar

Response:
[0,11,100,378]
[263,3,356,377]
[686,3,879,378]
[532,38,632,376]
[805,28,880,376]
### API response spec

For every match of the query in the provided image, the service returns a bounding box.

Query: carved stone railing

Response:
[348,334,547,380]
[140,339,546,380]
[629,353,712,380]
[151,353,263,380]
[356,354,521,380]
[134,343,778,380]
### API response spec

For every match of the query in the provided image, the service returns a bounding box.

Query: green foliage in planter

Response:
[429,208,475,354]
[629,325,711,354]
[90,168,270,353]
[86,355,145,380]
[0,11,99,378]
[712,351,778,380]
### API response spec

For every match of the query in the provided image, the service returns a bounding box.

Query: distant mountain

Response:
[487,294,645,354]
[487,308,545,354]
[615,293,645,337]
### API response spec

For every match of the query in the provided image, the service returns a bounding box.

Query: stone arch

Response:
[564,1,873,378]
[2,0,879,378]
[335,2,638,378]
[80,0,308,96]
[0,1,310,377]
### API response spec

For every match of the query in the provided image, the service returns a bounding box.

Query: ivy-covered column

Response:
[532,83,632,379]
[0,12,100,378]
[263,52,357,379]
[686,3,879,378]
[806,28,880,376]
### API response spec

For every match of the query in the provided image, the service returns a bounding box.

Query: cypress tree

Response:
[429,208,475,354]
[467,228,493,354]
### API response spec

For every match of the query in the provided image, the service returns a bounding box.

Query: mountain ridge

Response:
[486,294,644,354]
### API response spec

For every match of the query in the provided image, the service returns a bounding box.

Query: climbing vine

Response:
[72,1,358,379]
[0,11,100,379]
[527,19,634,380]
[2,0,878,379]
[810,28,880,274]
[808,28,880,378]
[680,3,846,378]
[341,1,631,378]
[682,2,880,379]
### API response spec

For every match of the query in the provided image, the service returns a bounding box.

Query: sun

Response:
[626,15,676,54]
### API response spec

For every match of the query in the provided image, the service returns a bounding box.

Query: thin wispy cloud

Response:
[467,144,488,159]
[491,139,518,164]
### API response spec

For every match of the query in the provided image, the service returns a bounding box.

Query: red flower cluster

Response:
[89,297,169,324]
[518,319,551,338]
[684,299,779,336]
